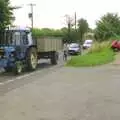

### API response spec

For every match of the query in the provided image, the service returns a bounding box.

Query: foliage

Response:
[62,29,78,43]
[32,28,64,39]
[77,18,89,43]
[84,32,94,40]
[64,14,74,28]
[63,15,75,43]
[32,15,92,43]
[0,0,13,30]
[32,16,91,44]
[67,41,115,67]
[67,48,114,67]
[88,41,111,53]
[88,28,93,32]
[32,28,78,43]
[109,35,120,40]
[95,13,120,41]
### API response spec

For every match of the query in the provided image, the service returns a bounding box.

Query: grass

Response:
[67,41,115,67]
[88,41,111,53]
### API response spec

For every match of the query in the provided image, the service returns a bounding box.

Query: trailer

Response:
[0,27,62,74]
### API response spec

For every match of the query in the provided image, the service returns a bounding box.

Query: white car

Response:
[68,43,81,55]
[83,40,93,49]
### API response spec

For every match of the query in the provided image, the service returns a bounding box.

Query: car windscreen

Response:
[0,31,25,46]
[69,44,79,48]
[84,40,93,44]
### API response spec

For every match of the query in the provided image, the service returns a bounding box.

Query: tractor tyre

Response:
[26,47,38,71]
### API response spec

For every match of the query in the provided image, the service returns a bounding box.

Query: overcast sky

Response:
[11,0,120,29]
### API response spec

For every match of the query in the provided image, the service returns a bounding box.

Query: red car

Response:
[111,40,120,51]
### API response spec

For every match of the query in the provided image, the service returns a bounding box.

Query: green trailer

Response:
[36,36,62,65]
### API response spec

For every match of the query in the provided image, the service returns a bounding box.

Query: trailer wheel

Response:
[51,52,58,65]
[27,47,37,71]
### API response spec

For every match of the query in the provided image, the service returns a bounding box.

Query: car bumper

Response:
[68,50,79,55]
[83,46,90,49]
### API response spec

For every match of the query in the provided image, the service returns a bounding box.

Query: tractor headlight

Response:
[10,51,16,57]
[0,55,7,59]
[10,53,14,57]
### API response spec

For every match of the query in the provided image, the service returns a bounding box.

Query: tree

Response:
[95,13,120,41]
[77,18,89,43]
[0,0,13,30]
[64,14,75,42]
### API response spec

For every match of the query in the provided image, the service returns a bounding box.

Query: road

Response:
[1,54,120,119]
[0,51,65,95]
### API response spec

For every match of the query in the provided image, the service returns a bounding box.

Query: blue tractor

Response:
[0,27,38,74]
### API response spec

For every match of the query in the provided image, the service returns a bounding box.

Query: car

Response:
[111,40,120,51]
[68,43,81,55]
[83,39,93,49]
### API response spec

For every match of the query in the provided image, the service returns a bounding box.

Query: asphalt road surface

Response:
[1,54,120,120]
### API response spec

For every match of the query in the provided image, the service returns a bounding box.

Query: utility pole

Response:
[75,12,77,31]
[75,12,78,43]
[28,3,36,29]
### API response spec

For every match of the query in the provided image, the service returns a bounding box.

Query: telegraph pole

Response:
[75,12,77,31]
[28,3,36,29]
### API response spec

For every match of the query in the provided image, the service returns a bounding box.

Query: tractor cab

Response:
[0,27,34,73]
[0,27,32,46]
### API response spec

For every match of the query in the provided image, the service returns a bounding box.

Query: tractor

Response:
[0,27,62,74]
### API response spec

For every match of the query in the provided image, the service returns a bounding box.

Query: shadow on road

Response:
[0,62,52,77]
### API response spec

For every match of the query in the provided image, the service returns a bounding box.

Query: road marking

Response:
[0,79,15,85]
[0,82,4,85]
[0,60,64,86]
[16,72,34,80]
[0,71,37,86]
[4,79,15,84]
[0,67,51,86]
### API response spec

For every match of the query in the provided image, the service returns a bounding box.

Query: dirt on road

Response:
[1,54,120,120]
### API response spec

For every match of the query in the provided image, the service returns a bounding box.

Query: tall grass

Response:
[88,41,111,53]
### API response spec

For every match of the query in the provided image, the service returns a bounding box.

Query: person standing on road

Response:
[63,42,69,61]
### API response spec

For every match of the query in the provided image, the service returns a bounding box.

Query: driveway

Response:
[0,56,120,119]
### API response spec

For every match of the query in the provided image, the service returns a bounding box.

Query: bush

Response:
[32,28,64,39]
[109,35,120,41]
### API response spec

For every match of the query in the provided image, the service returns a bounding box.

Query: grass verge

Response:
[67,42,115,67]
